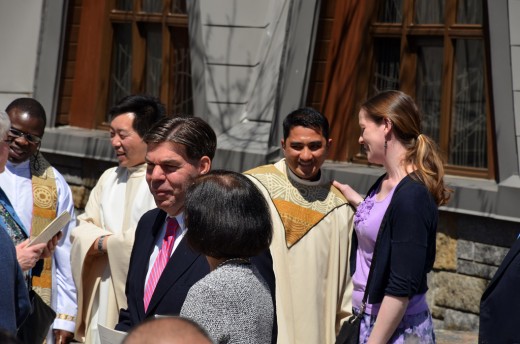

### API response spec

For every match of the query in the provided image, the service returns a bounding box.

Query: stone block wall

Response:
[428,211,519,331]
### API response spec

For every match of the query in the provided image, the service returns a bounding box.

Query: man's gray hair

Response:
[0,111,11,139]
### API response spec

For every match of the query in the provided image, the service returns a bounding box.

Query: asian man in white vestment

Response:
[70,95,165,343]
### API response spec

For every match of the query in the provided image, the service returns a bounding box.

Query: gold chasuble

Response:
[30,153,58,306]
[245,160,354,344]
[245,164,347,247]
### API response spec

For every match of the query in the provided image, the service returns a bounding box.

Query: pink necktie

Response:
[143,217,179,312]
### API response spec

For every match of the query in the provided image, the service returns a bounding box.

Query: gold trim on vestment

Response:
[30,153,58,306]
[245,164,347,248]
[56,313,76,322]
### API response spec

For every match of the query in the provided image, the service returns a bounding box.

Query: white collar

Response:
[7,159,30,171]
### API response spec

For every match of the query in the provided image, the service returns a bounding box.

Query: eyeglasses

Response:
[8,127,42,144]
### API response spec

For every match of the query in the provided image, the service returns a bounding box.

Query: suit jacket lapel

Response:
[145,237,203,315]
[136,210,167,320]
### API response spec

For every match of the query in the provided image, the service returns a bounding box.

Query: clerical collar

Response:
[126,164,142,173]
[125,163,147,174]
[7,159,30,170]
[285,162,323,186]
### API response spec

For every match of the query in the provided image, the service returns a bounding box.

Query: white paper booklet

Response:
[28,210,71,246]
[98,323,127,344]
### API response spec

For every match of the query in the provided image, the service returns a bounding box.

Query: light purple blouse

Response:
[352,184,428,316]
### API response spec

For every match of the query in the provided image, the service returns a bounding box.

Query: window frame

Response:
[69,0,190,129]
[350,0,495,179]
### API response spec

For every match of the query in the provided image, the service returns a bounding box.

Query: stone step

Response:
[436,329,478,343]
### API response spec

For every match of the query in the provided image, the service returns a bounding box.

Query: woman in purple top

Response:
[334,90,451,343]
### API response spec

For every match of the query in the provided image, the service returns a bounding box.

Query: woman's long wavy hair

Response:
[361,90,451,206]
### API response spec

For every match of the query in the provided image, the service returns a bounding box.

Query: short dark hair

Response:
[143,116,217,160]
[282,107,330,140]
[5,98,47,127]
[109,94,166,137]
[184,170,272,259]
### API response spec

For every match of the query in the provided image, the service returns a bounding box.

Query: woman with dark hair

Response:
[180,170,274,343]
[334,90,451,343]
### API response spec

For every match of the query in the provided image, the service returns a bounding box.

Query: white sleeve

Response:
[52,169,78,333]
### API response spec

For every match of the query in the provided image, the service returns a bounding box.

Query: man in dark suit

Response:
[479,236,520,344]
[115,117,215,331]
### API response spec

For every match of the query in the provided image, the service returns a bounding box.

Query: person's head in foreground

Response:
[123,316,213,344]
[281,107,331,181]
[184,170,272,269]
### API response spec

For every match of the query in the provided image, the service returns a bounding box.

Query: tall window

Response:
[368,0,492,178]
[107,0,192,121]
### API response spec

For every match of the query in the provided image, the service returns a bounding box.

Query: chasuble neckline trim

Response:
[245,163,347,248]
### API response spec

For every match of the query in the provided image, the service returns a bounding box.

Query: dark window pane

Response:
[144,25,163,97]
[450,39,487,168]
[457,0,483,24]
[171,0,187,14]
[415,0,445,24]
[371,38,400,95]
[142,0,162,13]
[378,0,403,23]
[108,24,132,115]
[115,0,133,11]
[170,28,193,115]
[416,45,444,143]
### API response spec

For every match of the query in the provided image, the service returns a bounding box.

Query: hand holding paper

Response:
[41,231,63,258]
[28,210,71,247]
[16,240,47,271]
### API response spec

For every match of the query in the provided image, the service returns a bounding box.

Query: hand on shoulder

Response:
[332,180,363,208]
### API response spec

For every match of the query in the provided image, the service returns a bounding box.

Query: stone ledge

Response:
[436,329,478,344]
[325,162,520,223]
[40,126,520,222]
[41,126,116,162]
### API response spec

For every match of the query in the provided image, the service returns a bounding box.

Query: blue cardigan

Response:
[349,174,438,304]
[0,188,31,335]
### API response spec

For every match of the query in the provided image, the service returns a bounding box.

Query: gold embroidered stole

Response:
[30,153,58,306]
[245,164,347,248]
